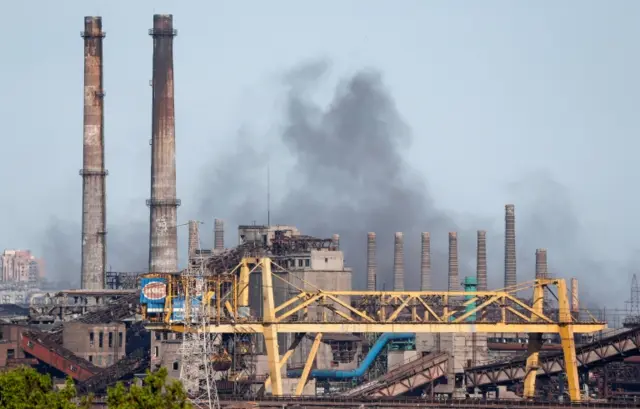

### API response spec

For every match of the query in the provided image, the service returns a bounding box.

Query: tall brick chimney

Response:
[393,232,404,291]
[448,232,460,291]
[366,232,376,291]
[148,14,180,273]
[504,204,517,288]
[80,16,107,289]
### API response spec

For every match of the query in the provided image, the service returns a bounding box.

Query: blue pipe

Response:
[287,333,415,379]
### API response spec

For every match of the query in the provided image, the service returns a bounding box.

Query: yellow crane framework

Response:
[140,257,606,402]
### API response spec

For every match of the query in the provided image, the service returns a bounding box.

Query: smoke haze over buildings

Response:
[196,61,623,302]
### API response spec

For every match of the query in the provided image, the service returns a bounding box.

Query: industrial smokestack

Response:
[535,248,548,279]
[448,232,460,291]
[188,220,199,261]
[148,14,180,273]
[332,234,340,250]
[504,204,517,288]
[80,16,107,290]
[476,230,487,291]
[393,232,404,291]
[367,232,376,291]
[214,218,224,251]
[571,277,579,314]
[420,232,431,291]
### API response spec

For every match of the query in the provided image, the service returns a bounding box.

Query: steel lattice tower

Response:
[178,241,220,409]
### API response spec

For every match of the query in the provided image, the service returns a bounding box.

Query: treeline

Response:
[0,366,191,409]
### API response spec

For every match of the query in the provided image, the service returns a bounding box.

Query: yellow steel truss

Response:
[142,257,606,402]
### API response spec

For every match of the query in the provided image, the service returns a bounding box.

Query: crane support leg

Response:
[560,325,579,401]
[261,258,282,396]
[295,333,322,396]
[524,281,545,399]
[557,278,580,402]
[524,333,542,398]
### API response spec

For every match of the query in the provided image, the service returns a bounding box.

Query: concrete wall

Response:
[150,330,182,379]
[439,333,488,374]
[0,324,26,367]
[387,349,419,370]
[62,322,126,368]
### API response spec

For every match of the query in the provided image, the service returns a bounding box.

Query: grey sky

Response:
[1,1,638,308]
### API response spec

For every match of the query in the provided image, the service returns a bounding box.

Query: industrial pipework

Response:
[80,16,107,290]
[287,333,415,379]
[147,14,180,273]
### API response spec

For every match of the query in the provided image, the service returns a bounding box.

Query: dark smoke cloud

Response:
[199,60,478,291]
[195,60,632,309]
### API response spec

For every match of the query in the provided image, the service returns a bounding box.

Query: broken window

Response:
[89,332,94,346]
[99,332,103,348]
[173,361,179,371]
[7,349,15,360]
[118,332,123,347]
[108,332,113,348]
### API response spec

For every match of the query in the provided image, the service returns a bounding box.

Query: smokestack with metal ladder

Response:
[571,277,579,320]
[504,204,517,289]
[476,230,487,291]
[420,232,431,290]
[535,248,548,279]
[366,232,376,291]
[214,218,224,251]
[148,14,180,273]
[393,232,404,291]
[448,232,460,291]
[80,16,107,290]
[188,220,199,262]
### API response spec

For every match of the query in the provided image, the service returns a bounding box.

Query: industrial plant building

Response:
[0,12,638,409]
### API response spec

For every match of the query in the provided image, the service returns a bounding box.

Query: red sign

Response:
[142,281,167,300]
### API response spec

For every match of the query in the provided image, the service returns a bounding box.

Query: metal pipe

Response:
[393,232,404,291]
[535,248,548,279]
[147,14,180,273]
[366,232,376,291]
[214,218,224,251]
[188,220,199,261]
[476,230,487,291]
[80,16,107,290]
[504,204,517,288]
[420,232,431,291]
[448,232,459,291]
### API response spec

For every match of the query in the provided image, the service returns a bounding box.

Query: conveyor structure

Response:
[139,257,606,402]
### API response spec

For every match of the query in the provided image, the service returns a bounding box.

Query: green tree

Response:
[107,367,191,409]
[0,366,79,409]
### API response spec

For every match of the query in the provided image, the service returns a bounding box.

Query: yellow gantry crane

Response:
[140,257,606,402]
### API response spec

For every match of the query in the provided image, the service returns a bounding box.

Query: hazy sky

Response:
[1,1,639,308]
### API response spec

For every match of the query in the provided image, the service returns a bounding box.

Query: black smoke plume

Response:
[196,60,629,308]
